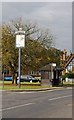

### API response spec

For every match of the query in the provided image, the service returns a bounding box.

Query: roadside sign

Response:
[16,34,25,48]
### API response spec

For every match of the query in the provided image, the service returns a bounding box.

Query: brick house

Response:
[39,63,62,86]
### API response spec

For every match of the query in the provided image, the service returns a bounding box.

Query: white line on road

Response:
[48,95,72,101]
[1,102,35,111]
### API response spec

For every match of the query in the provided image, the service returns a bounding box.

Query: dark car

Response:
[17,75,40,83]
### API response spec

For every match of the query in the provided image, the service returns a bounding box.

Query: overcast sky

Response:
[2,2,72,53]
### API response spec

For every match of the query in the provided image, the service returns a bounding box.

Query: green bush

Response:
[62,74,67,80]
[62,73,74,80]
[68,73,74,78]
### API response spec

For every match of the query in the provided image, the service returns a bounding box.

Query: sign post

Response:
[15,28,25,88]
[2,72,4,89]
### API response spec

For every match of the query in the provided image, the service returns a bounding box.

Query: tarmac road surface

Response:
[2,88,73,119]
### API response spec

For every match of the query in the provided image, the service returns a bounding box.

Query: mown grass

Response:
[0,80,40,85]
[2,85,51,90]
[63,82,74,87]
[0,80,50,90]
[0,80,74,90]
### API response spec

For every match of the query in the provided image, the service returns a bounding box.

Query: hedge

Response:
[62,73,74,80]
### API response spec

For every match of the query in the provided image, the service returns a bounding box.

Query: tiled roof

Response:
[39,64,51,71]
[39,63,62,71]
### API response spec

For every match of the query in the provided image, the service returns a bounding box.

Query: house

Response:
[62,53,74,75]
[39,63,62,86]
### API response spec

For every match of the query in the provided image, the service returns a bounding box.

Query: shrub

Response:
[62,73,74,80]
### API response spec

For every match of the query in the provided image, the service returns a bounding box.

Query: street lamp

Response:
[15,28,25,88]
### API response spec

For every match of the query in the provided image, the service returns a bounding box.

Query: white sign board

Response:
[16,35,25,48]
[52,63,56,67]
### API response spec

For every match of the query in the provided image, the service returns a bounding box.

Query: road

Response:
[2,88,73,119]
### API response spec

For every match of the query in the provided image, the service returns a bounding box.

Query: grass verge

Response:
[1,85,51,90]
[0,81,74,90]
[0,80,50,90]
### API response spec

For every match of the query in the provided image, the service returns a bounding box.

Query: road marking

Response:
[48,95,72,101]
[1,103,35,111]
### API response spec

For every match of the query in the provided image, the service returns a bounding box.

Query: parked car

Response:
[4,76,13,81]
[17,75,40,83]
